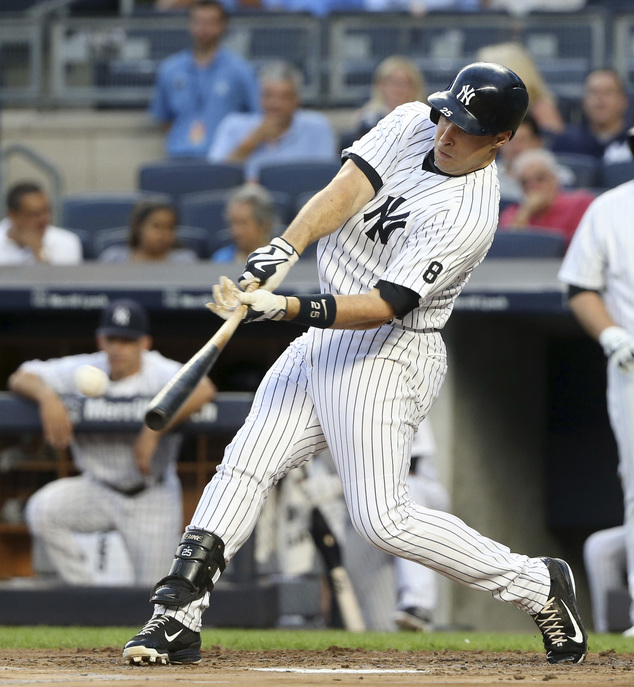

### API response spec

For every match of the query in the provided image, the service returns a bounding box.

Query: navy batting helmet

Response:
[428,62,529,139]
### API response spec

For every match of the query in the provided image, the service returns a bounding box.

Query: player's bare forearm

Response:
[8,370,73,448]
[8,370,58,404]
[284,288,395,330]
[568,290,615,341]
[282,159,375,254]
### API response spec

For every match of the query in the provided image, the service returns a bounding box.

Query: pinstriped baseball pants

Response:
[162,326,550,631]
[607,361,634,627]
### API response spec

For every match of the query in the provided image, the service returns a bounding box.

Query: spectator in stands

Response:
[475,42,565,137]
[210,184,276,263]
[157,0,364,11]
[207,61,337,181]
[486,0,586,13]
[149,0,259,158]
[351,56,427,141]
[156,0,264,8]
[499,148,595,247]
[0,182,82,265]
[98,199,198,264]
[497,113,545,203]
[9,298,215,586]
[364,0,482,11]
[551,68,632,164]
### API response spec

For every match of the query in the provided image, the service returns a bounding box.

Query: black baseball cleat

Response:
[531,557,587,665]
[123,615,201,665]
[393,607,434,632]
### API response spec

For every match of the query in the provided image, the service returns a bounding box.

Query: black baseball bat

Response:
[144,285,254,431]
[309,507,367,632]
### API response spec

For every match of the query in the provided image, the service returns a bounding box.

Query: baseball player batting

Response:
[558,126,634,637]
[123,62,587,666]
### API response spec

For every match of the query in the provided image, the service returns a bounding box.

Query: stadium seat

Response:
[92,227,128,258]
[487,229,566,259]
[599,160,634,190]
[554,153,601,189]
[138,160,245,206]
[61,192,170,259]
[93,225,210,260]
[179,189,293,255]
[258,161,341,214]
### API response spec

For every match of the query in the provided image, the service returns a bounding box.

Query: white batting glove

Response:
[599,326,634,373]
[238,289,288,323]
[206,277,288,323]
[238,237,299,292]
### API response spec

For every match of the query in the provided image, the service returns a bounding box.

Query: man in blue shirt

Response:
[207,61,337,181]
[149,0,260,158]
[551,68,632,164]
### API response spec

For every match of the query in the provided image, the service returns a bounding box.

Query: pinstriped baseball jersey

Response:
[318,102,501,330]
[559,181,634,332]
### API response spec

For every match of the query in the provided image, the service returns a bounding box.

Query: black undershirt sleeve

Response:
[376,280,421,319]
[342,152,383,194]
[567,284,600,300]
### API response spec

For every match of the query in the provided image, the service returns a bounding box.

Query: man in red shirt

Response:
[499,148,595,247]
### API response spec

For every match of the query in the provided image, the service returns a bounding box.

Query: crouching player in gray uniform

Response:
[124,63,587,665]
[9,299,214,586]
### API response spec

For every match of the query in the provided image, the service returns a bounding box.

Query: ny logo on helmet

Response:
[457,84,476,106]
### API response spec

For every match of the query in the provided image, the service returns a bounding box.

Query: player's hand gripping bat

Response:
[144,282,257,431]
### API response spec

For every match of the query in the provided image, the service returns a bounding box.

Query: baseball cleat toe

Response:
[123,615,201,665]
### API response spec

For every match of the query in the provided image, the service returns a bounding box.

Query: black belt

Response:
[101,476,163,497]
[392,323,439,333]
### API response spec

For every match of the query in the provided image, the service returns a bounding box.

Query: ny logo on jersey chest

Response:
[364,196,410,245]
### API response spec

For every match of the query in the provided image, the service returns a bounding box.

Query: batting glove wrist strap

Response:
[293,293,337,328]
[238,237,299,292]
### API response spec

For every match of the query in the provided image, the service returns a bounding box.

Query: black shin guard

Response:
[150,530,226,607]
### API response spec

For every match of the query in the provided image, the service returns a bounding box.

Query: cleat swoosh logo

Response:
[562,601,584,643]
[165,629,183,643]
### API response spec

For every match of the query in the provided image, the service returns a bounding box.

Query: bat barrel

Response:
[144,340,221,431]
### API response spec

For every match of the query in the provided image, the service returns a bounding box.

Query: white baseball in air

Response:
[73,365,109,397]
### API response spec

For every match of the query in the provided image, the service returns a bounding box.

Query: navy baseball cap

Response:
[97,299,149,339]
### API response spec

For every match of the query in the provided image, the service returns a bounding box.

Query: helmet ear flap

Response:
[430,108,440,125]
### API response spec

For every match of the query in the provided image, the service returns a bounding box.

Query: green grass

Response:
[0,627,632,654]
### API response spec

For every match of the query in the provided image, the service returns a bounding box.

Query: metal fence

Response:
[0,9,624,109]
[0,18,43,104]
[328,10,606,105]
[49,12,322,107]
[613,14,634,90]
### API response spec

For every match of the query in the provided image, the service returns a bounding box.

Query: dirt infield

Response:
[1,648,633,686]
